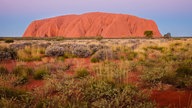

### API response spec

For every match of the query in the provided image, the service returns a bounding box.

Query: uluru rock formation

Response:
[23,12,162,38]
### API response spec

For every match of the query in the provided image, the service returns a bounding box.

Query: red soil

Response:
[22,80,44,91]
[0,60,16,72]
[151,90,192,108]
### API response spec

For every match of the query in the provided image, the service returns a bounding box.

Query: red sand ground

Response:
[0,60,16,72]
[152,90,192,108]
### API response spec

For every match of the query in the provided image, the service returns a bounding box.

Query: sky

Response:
[0,0,192,37]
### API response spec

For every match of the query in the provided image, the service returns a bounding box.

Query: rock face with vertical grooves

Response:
[23,12,162,38]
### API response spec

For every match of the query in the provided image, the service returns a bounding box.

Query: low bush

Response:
[10,42,32,50]
[90,57,99,63]
[13,76,28,86]
[75,68,89,78]
[95,36,103,41]
[72,45,92,58]
[88,44,106,54]
[4,39,14,43]
[0,86,29,100]
[0,66,9,75]
[13,65,33,77]
[126,51,138,60]
[94,61,129,84]
[56,56,65,62]
[141,67,167,85]
[33,67,49,80]
[60,77,156,108]
[45,46,64,56]
[17,46,43,61]
[12,66,33,85]
[145,46,165,53]
[91,49,117,61]
[0,47,17,61]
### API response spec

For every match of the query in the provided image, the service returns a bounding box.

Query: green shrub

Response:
[63,52,76,58]
[95,36,103,41]
[12,66,33,85]
[141,67,167,84]
[13,76,28,86]
[17,46,42,61]
[75,68,89,78]
[94,62,129,84]
[164,33,171,39]
[0,66,9,75]
[0,86,29,100]
[13,66,33,77]
[91,49,117,61]
[4,39,14,43]
[127,51,138,60]
[56,56,65,62]
[90,57,99,63]
[72,45,92,58]
[61,77,156,108]
[147,46,165,52]
[34,67,49,80]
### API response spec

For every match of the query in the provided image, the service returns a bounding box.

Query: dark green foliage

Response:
[0,87,29,100]
[4,39,14,43]
[90,57,99,63]
[56,56,65,62]
[34,68,49,80]
[13,66,33,77]
[13,77,28,86]
[176,66,192,77]
[12,66,33,85]
[95,36,103,41]
[164,33,171,39]
[127,51,138,60]
[0,66,9,75]
[75,68,89,78]
[144,30,153,38]
[61,77,155,108]
[147,46,165,52]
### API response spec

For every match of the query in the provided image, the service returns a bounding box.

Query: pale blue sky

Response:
[0,0,192,37]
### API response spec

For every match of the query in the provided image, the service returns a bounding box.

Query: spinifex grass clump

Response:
[0,66,9,75]
[46,77,156,108]
[0,87,30,100]
[17,46,44,61]
[93,61,129,84]
[75,68,89,78]
[4,39,14,43]
[141,41,192,88]
[33,67,49,80]
[12,65,33,86]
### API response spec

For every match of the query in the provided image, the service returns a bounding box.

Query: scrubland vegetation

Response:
[0,37,192,108]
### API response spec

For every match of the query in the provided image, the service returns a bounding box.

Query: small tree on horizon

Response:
[164,33,171,39]
[144,30,153,38]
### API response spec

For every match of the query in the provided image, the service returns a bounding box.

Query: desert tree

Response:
[164,33,171,39]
